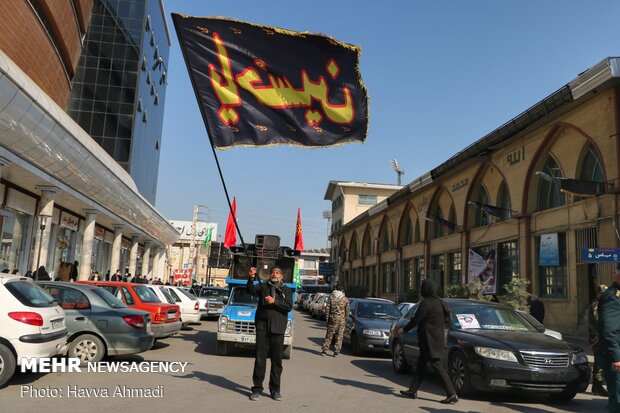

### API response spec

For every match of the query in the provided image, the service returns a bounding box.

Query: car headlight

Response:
[571,351,588,365]
[285,320,292,336]
[474,346,518,363]
[218,316,228,332]
[362,329,382,336]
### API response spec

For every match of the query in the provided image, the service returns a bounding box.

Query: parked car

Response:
[0,274,67,387]
[80,281,181,340]
[164,286,201,325]
[296,293,310,310]
[302,293,316,312]
[38,282,153,365]
[311,294,329,319]
[517,310,563,340]
[344,298,401,355]
[396,302,417,317]
[194,287,229,319]
[390,299,590,400]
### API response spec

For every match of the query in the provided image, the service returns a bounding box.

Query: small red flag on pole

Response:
[224,197,237,248]
[294,208,304,252]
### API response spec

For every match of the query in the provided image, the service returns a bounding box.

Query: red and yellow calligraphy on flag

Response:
[172,14,368,149]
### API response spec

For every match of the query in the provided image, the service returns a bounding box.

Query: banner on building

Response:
[468,249,497,294]
[583,248,620,262]
[60,211,79,231]
[539,233,559,266]
[172,14,368,148]
[173,269,192,286]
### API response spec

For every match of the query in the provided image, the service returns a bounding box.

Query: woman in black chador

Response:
[398,279,458,404]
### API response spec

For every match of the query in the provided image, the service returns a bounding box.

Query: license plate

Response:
[146,322,152,334]
[51,319,63,329]
[241,336,256,343]
[167,313,176,320]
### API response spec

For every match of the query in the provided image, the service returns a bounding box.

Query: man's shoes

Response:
[399,390,417,399]
[271,391,282,401]
[592,384,609,397]
[249,392,260,401]
[333,352,339,357]
[320,351,327,356]
[440,395,459,404]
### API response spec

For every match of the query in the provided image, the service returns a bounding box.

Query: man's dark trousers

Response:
[252,329,284,393]
[599,352,620,412]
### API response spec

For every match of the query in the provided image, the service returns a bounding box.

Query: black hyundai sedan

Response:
[390,299,590,400]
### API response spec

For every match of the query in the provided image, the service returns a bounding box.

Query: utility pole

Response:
[189,205,199,284]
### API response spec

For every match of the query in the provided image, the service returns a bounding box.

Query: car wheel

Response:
[351,332,362,356]
[69,334,105,365]
[282,345,292,360]
[392,341,411,374]
[0,343,16,388]
[449,351,474,397]
[216,341,229,356]
[549,390,577,401]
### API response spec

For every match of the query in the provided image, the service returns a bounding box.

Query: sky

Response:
[155,0,620,249]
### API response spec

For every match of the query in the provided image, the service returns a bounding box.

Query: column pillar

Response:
[141,242,151,277]
[128,235,139,277]
[32,186,59,273]
[110,225,124,274]
[78,210,97,280]
[152,247,162,278]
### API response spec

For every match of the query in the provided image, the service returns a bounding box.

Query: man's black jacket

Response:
[247,278,293,334]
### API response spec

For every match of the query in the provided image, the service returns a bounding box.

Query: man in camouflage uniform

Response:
[321,286,349,357]
[590,284,609,397]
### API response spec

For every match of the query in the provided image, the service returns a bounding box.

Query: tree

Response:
[502,278,530,311]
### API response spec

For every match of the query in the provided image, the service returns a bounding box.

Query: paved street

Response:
[0,311,609,413]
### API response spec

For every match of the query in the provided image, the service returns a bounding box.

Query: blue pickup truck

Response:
[215,235,297,359]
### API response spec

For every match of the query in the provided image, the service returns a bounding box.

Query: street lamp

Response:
[322,210,332,248]
[34,214,51,280]
[390,159,405,185]
[535,170,554,183]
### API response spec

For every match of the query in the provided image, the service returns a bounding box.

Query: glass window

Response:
[401,217,413,246]
[576,144,605,201]
[121,286,135,305]
[429,254,444,292]
[6,280,56,308]
[91,287,127,308]
[0,210,31,273]
[381,262,392,294]
[497,182,512,221]
[471,186,490,228]
[448,252,462,285]
[358,195,377,205]
[538,233,567,298]
[230,286,259,306]
[402,259,413,292]
[355,302,401,319]
[430,205,444,239]
[133,285,160,303]
[50,287,91,310]
[497,240,519,293]
[536,156,566,211]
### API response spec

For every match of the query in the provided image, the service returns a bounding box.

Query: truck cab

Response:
[216,235,297,359]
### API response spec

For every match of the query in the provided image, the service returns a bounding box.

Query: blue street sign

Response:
[582,248,620,262]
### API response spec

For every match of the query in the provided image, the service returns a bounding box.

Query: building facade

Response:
[67,0,170,204]
[168,220,220,285]
[330,57,620,330]
[0,0,178,280]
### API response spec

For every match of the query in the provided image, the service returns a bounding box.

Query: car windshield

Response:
[6,280,57,308]
[450,303,536,332]
[229,287,258,307]
[133,285,162,303]
[356,302,401,319]
[91,288,127,308]
[178,288,197,300]
[200,288,228,298]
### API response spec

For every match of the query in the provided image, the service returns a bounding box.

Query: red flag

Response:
[294,208,304,252]
[224,197,237,248]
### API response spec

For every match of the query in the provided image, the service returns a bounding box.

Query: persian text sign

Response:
[582,248,620,262]
[172,15,368,148]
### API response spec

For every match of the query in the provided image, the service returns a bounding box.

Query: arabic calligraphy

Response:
[451,178,469,192]
[507,146,526,166]
[206,31,354,127]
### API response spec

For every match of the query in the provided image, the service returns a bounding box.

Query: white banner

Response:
[169,220,218,242]
[59,211,79,232]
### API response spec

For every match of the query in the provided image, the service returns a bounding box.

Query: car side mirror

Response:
[222,297,229,305]
[535,325,545,333]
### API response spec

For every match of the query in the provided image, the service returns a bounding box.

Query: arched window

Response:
[400,216,413,246]
[579,144,604,183]
[414,219,420,242]
[430,205,444,239]
[379,220,391,252]
[470,185,490,228]
[536,156,566,211]
[350,235,359,259]
[496,181,511,221]
[447,205,457,235]
[362,227,373,256]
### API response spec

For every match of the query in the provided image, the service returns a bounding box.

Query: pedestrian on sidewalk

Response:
[590,284,609,397]
[598,264,620,412]
[246,266,293,402]
[321,286,349,357]
[397,279,458,404]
